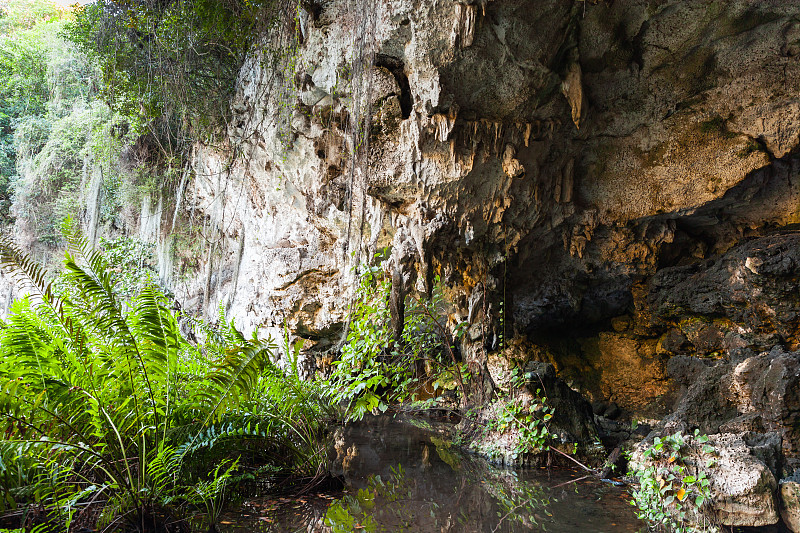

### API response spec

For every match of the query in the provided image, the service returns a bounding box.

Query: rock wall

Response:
[175,0,800,418]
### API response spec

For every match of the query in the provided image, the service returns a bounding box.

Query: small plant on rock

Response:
[470,366,556,464]
[629,430,716,533]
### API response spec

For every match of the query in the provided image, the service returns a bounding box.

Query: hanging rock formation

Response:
[182,0,800,366]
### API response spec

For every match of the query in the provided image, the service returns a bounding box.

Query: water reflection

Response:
[323,462,554,532]
[220,415,643,532]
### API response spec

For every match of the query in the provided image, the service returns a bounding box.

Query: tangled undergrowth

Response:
[326,250,469,422]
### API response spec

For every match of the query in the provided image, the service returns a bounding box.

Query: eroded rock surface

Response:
[166,0,800,360]
[782,477,800,533]
[650,233,800,351]
[707,433,780,527]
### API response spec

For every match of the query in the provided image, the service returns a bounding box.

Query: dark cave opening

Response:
[375,54,413,119]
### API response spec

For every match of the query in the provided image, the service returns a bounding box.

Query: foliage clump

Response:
[0,0,63,224]
[629,430,717,533]
[326,251,468,421]
[64,0,282,148]
[0,1,137,248]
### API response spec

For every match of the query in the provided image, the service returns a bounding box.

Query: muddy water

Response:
[219,415,645,532]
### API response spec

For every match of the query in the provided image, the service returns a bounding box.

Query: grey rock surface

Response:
[782,479,800,532]
[170,0,800,359]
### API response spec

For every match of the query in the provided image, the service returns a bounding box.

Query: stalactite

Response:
[561,62,588,130]
[431,105,459,142]
[554,169,562,203]
[451,3,478,48]
[447,119,560,165]
[561,158,574,203]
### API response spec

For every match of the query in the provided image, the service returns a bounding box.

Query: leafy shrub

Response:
[0,2,55,224]
[64,0,284,142]
[1,10,130,247]
[327,252,467,421]
[97,236,158,297]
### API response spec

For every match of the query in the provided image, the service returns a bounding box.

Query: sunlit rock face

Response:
[183,0,800,375]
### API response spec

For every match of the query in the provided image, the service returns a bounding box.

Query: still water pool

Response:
[220,415,645,532]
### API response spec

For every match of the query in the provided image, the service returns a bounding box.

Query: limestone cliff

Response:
[176,0,800,389]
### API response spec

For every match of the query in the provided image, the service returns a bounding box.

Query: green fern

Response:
[0,231,331,530]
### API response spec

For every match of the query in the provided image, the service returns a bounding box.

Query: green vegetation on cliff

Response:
[65,0,286,156]
[0,0,137,248]
[328,252,469,422]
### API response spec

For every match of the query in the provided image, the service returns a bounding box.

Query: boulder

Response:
[523,361,600,450]
[662,348,800,472]
[650,233,800,352]
[781,477,800,532]
[706,433,779,527]
[630,432,779,528]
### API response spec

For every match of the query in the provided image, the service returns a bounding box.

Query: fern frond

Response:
[146,445,180,501]
[0,235,57,307]
[61,237,164,442]
[195,335,278,421]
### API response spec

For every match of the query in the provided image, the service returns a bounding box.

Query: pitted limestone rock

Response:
[631,432,779,528]
[781,476,800,533]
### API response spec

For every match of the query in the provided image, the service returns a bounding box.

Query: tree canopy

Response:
[65,0,279,151]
